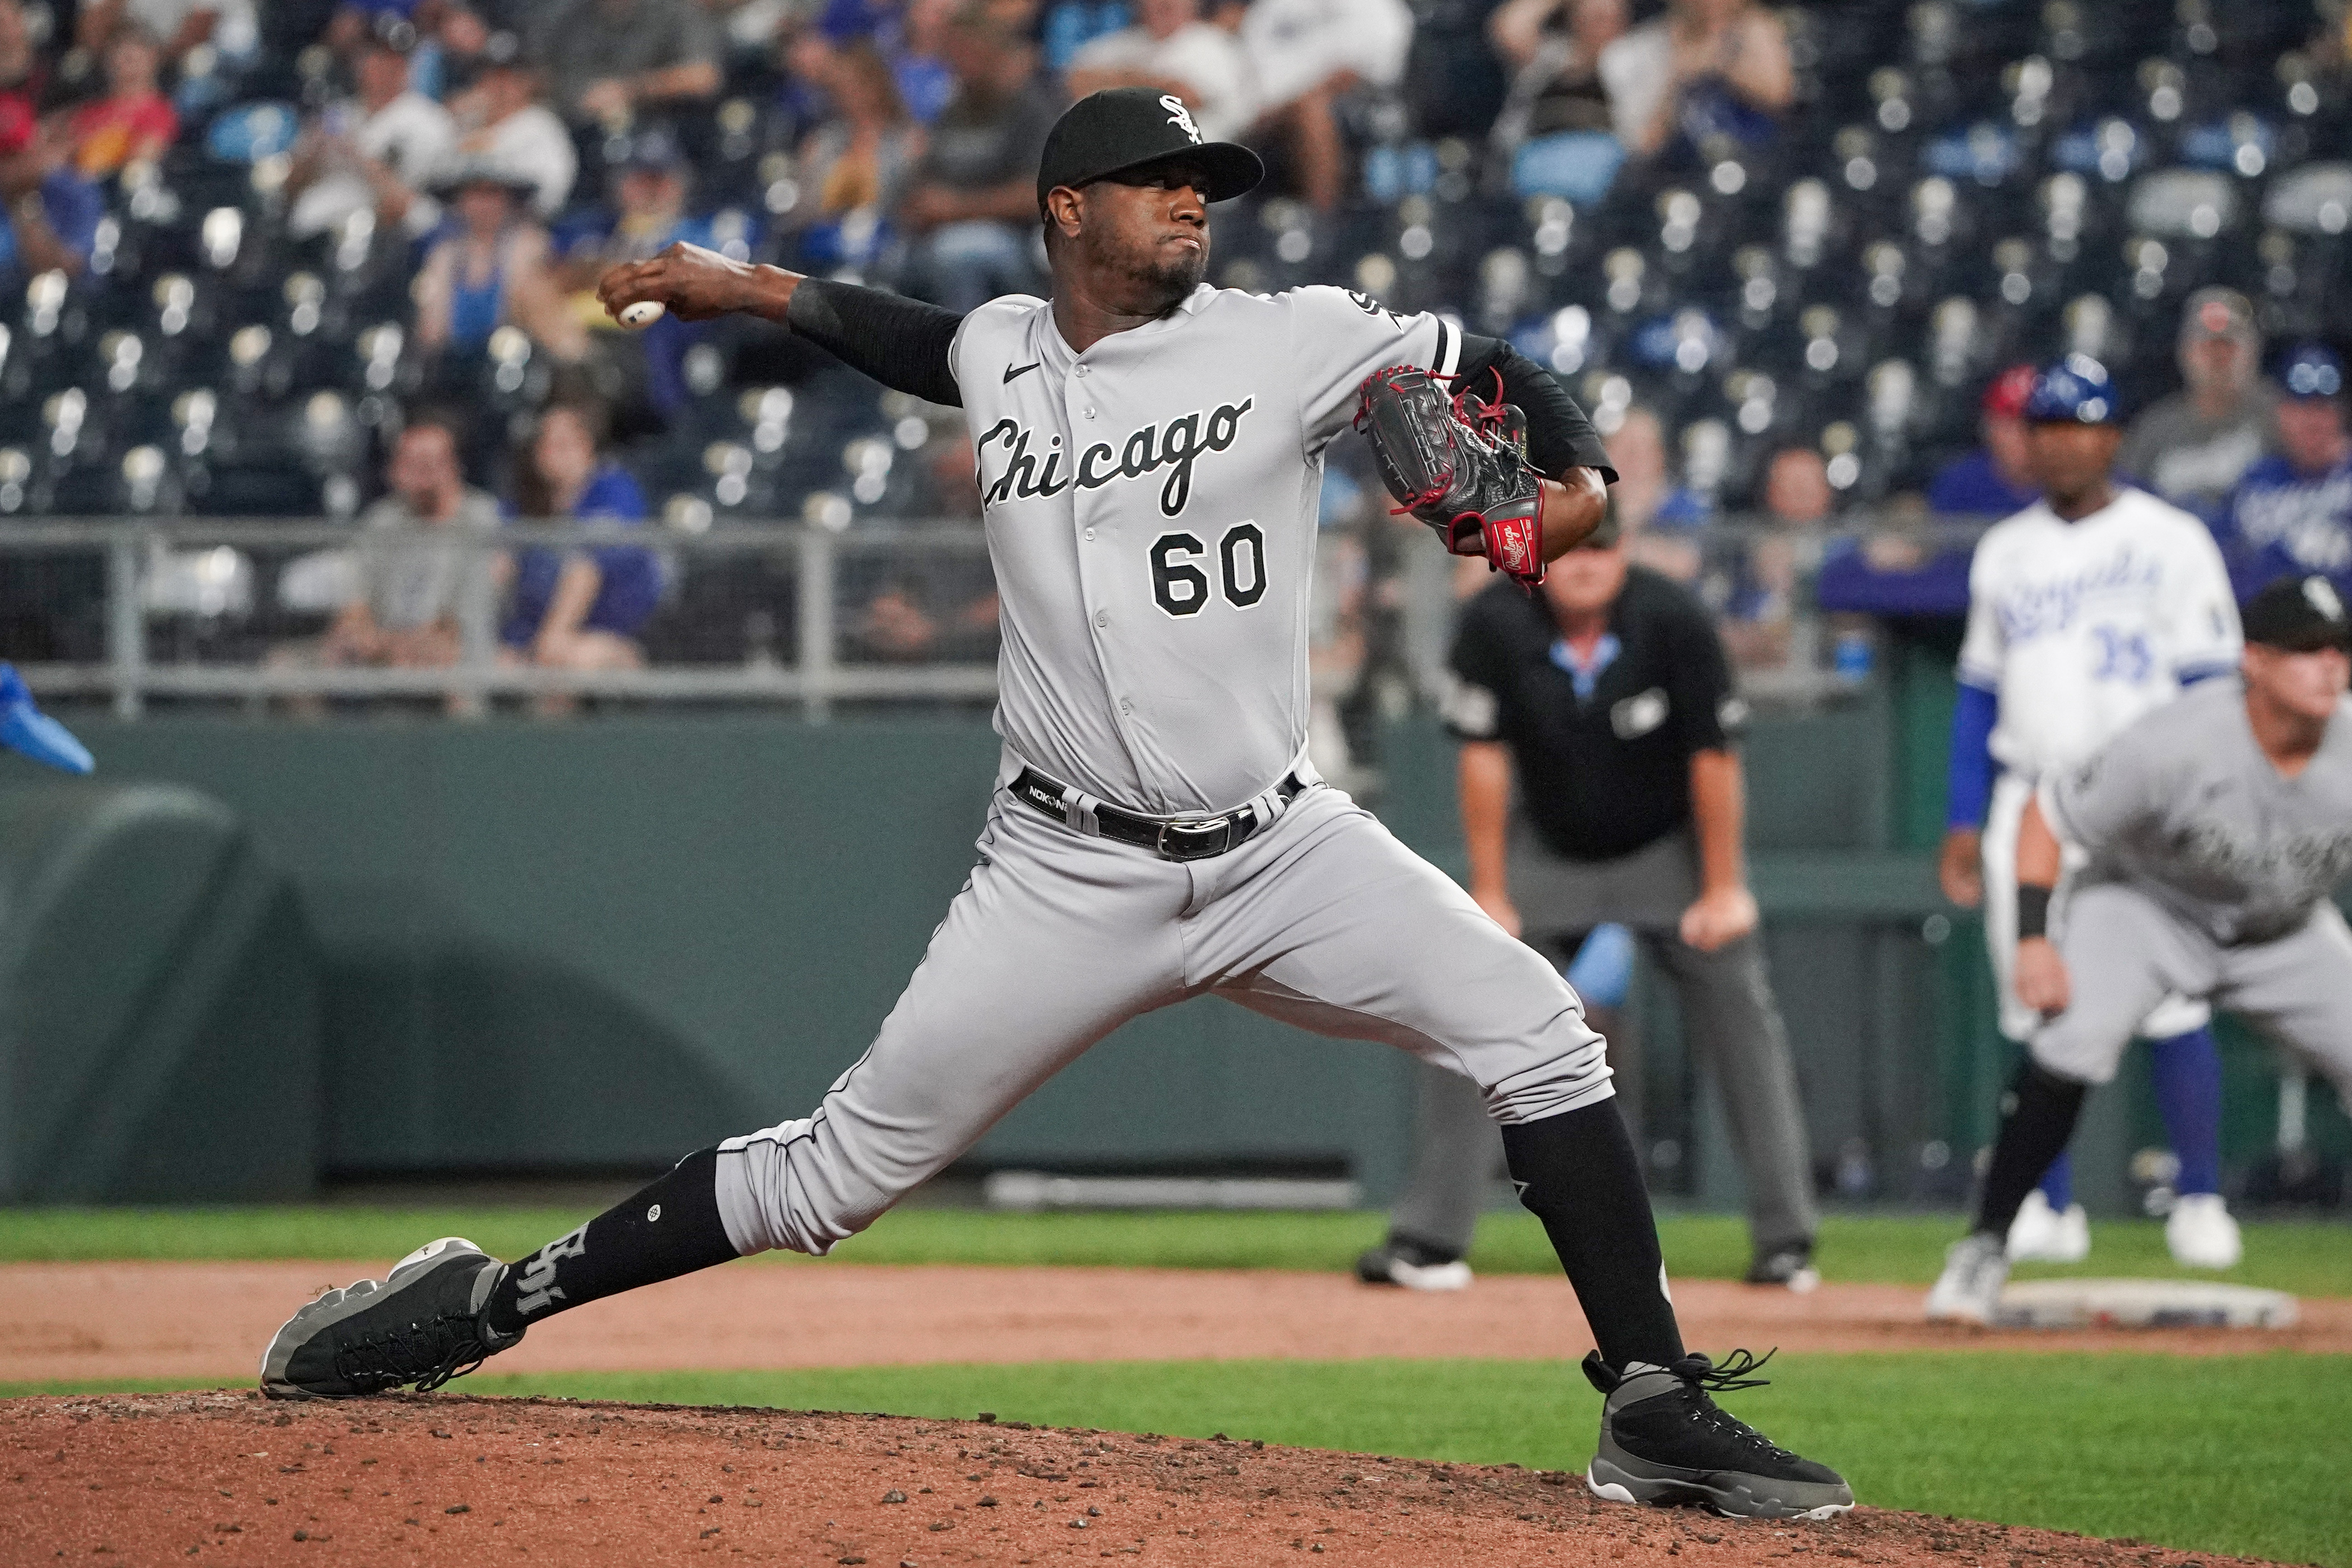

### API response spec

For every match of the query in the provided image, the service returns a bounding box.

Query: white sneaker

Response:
[2165,1193,2243,1269]
[1925,1233,2010,1325]
[2005,1190,2091,1263]
[1354,1246,1474,1291]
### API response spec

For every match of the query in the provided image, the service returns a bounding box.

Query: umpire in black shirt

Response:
[1357,508,1821,1292]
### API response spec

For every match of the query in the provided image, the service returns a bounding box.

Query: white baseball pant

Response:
[711,779,1614,1257]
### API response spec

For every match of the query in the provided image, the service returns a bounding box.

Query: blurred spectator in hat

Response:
[785,41,921,269]
[1067,0,1252,144]
[2217,345,2352,605]
[447,30,575,216]
[415,160,585,361]
[288,13,457,238]
[555,126,755,421]
[554,125,702,283]
[1239,0,1413,213]
[1929,364,2041,518]
[500,397,662,711]
[2118,287,2282,520]
[0,0,51,112]
[1599,0,1790,162]
[895,6,1057,313]
[526,0,720,129]
[65,21,177,176]
[0,97,100,289]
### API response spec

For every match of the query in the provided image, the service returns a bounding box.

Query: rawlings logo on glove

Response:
[1352,365,1547,588]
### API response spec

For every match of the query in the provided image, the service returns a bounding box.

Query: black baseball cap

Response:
[1036,88,1263,206]
[2243,574,2352,652]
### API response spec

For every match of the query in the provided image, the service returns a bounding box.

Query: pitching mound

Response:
[1,1392,2276,1566]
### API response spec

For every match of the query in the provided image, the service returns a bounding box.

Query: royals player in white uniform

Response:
[257,90,1850,1519]
[1938,357,2243,1267]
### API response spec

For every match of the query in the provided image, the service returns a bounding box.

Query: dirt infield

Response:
[3,1262,2343,1385]
[0,1391,2283,1567]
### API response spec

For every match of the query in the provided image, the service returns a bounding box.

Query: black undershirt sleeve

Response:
[1455,332,1617,485]
[783,277,964,407]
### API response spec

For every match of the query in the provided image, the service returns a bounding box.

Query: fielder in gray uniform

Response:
[260,89,1850,1518]
[1928,574,2352,1322]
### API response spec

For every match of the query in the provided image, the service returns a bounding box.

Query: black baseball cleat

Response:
[261,1237,522,1399]
[1582,1349,1853,1519]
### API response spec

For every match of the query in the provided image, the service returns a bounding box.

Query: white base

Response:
[1991,1278,2298,1330]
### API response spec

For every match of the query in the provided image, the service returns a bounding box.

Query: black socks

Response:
[481,1146,741,1339]
[1501,1099,1685,1372]
[1973,1059,2089,1239]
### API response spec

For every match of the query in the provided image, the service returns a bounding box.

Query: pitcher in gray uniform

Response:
[1928,574,2352,1322]
[258,88,1851,1519]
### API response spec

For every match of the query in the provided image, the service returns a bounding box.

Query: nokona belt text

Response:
[1011,766,1305,862]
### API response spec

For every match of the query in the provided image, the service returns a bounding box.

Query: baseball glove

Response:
[1353,365,1547,588]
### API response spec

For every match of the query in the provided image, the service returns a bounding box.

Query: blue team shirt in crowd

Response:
[2214,453,2352,602]
[0,168,104,282]
[1813,447,2033,618]
[1926,448,2039,519]
[501,463,664,647]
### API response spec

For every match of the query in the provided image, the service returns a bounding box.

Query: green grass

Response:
[9,1354,2346,1566]
[2,1205,2345,1295]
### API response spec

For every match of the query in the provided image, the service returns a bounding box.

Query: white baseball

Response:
[617,300,666,329]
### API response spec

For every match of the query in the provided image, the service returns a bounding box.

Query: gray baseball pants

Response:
[1387,827,1818,1260]
[711,779,1616,1257]
[2033,883,2352,1100]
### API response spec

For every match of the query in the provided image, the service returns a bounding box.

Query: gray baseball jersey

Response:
[2033,682,2352,1093]
[949,282,1464,817]
[693,284,1621,1265]
[2046,681,2352,946]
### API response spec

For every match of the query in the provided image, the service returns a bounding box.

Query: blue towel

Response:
[0,663,94,774]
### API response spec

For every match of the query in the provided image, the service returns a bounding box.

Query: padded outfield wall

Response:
[1,654,2334,1209]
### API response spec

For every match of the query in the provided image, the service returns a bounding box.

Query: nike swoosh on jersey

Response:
[1004,362,1041,383]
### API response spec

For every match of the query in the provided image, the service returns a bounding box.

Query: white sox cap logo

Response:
[1160,94,1203,144]
[2305,577,2345,623]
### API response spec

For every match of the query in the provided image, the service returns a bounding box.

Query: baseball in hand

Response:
[617,299,666,329]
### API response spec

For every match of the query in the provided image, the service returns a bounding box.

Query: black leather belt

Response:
[1011,765,1307,862]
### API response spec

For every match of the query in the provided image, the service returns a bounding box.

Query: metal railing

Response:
[0,513,1993,719]
[1,518,1002,719]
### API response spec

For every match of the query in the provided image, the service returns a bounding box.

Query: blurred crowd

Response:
[0,0,2349,700]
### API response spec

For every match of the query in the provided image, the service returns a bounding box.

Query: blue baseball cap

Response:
[2282,343,2344,401]
[2023,354,2121,425]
